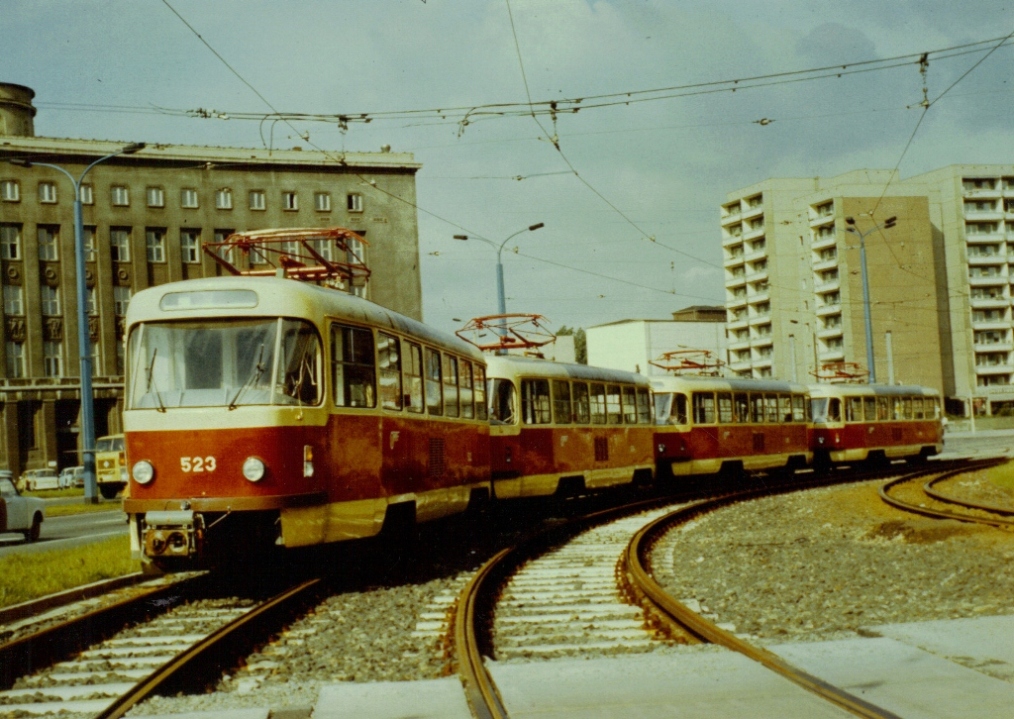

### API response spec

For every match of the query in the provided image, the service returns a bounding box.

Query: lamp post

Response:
[8,143,145,503]
[844,214,896,384]
[453,222,544,315]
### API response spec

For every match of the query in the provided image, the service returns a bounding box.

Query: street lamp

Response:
[8,142,145,503]
[453,222,544,315]
[844,214,896,384]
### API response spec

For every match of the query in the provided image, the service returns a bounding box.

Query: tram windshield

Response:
[653,392,689,425]
[810,397,842,423]
[488,378,517,424]
[126,318,322,409]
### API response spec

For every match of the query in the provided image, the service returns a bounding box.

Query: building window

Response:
[86,286,97,315]
[79,184,93,205]
[181,229,201,264]
[0,224,21,260]
[37,226,59,261]
[283,191,298,211]
[114,286,131,316]
[215,189,233,210]
[146,228,166,263]
[43,341,62,378]
[110,227,131,262]
[39,181,57,204]
[3,284,24,315]
[146,186,165,208]
[181,188,199,209]
[347,236,367,298]
[111,185,130,206]
[0,180,19,202]
[40,285,61,316]
[347,193,363,212]
[249,190,266,211]
[5,341,25,378]
[314,192,331,212]
[83,226,96,262]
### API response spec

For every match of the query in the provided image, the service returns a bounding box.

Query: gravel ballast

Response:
[654,475,1014,644]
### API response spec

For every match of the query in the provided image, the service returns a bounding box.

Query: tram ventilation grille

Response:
[428,437,446,477]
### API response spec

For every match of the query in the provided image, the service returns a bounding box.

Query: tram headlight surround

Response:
[132,460,155,485]
[242,457,266,482]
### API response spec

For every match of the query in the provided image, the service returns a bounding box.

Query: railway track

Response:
[880,459,1014,529]
[0,573,321,718]
[454,464,986,719]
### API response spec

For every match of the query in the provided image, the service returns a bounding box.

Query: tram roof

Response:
[649,375,809,394]
[125,276,484,361]
[484,355,649,386]
[807,383,940,398]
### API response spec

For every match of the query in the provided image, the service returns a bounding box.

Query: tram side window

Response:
[522,379,552,424]
[693,392,716,424]
[622,386,637,424]
[913,397,924,419]
[443,355,459,418]
[404,341,424,413]
[792,394,806,422]
[847,397,863,422]
[425,348,443,416]
[489,378,516,424]
[717,392,733,423]
[331,324,375,408]
[751,393,765,423]
[764,395,778,423]
[636,388,651,424]
[673,393,689,424]
[474,365,487,420]
[874,397,888,421]
[733,393,749,423]
[573,382,591,424]
[377,332,402,410]
[607,384,623,424]
[460,361,474,419]
[552,380,572,424]
[590,383,607,425]
[903,397,913,420]
[778,394,792,423]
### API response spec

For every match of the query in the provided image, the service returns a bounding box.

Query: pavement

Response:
[118,614,1014,719]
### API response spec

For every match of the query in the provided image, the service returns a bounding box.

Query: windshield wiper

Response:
[229,343,266,410]
[145,349,166,413]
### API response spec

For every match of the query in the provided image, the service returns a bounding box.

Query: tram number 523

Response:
[181,456,217,473]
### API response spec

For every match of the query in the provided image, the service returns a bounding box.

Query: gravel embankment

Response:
[654,475,1014,644]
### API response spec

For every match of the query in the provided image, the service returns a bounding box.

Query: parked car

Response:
[0,476,45,542]
[59,466,85,489]
[18,468,59,492]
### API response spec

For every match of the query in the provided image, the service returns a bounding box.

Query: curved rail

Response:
[96,576,321,719]
[924,468,1014,517]
[879,459,1014,529]
[623,485,905,719]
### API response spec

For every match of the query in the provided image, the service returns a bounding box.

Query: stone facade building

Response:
[0,83,423,476]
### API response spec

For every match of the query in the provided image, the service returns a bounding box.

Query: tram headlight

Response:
[132,460,155,485]
[242,457,266,482]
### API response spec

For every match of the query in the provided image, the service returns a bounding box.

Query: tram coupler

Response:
[143,510,204,559]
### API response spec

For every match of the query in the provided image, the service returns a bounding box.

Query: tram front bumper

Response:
[143,510,203,559]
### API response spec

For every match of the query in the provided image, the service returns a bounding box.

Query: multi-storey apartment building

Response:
[721,165,1014,415]
[0,83,423,476]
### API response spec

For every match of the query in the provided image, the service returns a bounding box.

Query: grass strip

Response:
[985,461,1014,491]
[0,535,138,609]
[45,503,124,518]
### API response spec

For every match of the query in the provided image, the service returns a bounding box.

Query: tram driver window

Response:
[522,379,552,424]
[490,378,517,424]
[331,324,375,408]
[673,393,689,424]
[377,332,402,410]
[404,342,424,413]
[277,321,322,406]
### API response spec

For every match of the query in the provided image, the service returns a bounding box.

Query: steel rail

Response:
[879,459,1014,529]
[96,576,322,719]
[623,483,908,719]
[923,466,1014,516]
[0,574,205,690]
[0,571,155,627]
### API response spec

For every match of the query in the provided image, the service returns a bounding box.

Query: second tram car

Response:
[809,384,943,467]
[485,356,655,498]
[652,376,812,478]
[122,277,491,570]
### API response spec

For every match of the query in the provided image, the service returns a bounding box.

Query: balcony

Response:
[971,317,1009,331]
[745,269,769,284]
[725,273,747,288]
[751,357,774,370]
[748,313,771,326]
[809,213,835,228]
[747,291,770,306]
[975,363,1014,376]
[728,338,751,352]
[967,253,1004,266]
[727,317,749,331]
[966,232,1005,244]
[724,253,745,268]
[818,349,845,363]
[743,224,765,241]
[812,258,838,273]
[721,210,742,227]
[726,294,748,310]
[814,279,840,294]
[963,186,1001,199]
[970,296,1009,310]
[817,326,844,340]
[741,203,763,220]
[969,273,1008,287]
[965,209,1004,222]
[975,341,1014,353]
[816,303,842,317]
[811,234,837,252]
[751,335,774,349]
[729,359,753,373]
[722,233,744,247]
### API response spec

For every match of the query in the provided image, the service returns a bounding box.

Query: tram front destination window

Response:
[126,318,322,409]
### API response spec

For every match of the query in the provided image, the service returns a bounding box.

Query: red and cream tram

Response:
[122,277,490,570]
[808,384,943,467]
[485,356,655,498]
[652,376,812,479]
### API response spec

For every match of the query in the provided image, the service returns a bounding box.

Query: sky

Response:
[3,0,1013,336]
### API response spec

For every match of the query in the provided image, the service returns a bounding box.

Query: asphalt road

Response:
[0,506,128,558]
